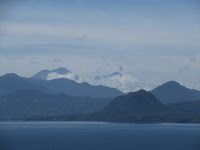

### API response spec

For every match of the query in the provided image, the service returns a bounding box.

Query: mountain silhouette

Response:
[100,89,167,115]
[0,73,124,98]
[49,89,200,123]
[151,81,200,103]
[31,67,73,80]
[0,89,111,120]
[95,72,122,80]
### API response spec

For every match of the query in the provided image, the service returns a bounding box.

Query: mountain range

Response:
[0,89,111,120]
[0,73,123,98]
[32,67,138,93]
[1,70,200,123]
[95,90,200,123]
[48,90,200,123]
[32,67,123,82]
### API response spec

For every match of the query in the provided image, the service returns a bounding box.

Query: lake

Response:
[0,121,200,150]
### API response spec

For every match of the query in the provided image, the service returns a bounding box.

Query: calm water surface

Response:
[0,121,200,150]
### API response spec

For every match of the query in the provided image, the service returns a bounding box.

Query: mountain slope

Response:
[168,101,200,113]
[0,89,111,120]
[100,89,167,115]
[151,81,200,104]
[32,69,52,80]
[0,73,50,96]
[0,73,124,98]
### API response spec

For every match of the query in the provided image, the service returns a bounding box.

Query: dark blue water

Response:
[0,121,200,150]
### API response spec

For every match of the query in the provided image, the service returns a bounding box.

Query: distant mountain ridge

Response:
[31,67,140,93]
[0,89,111,120]
[94,72,122,80]
[0,73,124,98]
[151,81,200,103]
[1,72,200,123]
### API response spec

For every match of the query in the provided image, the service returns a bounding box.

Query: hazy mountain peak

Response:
[3,73,20,78]
[51,67,71,75]
[31,67,75,80]
[151,81,200,103]
[163,81,181,87]
[31,70,50,80]
[104,72,122,78]
[153,81,186,92]
[94,71,123,80]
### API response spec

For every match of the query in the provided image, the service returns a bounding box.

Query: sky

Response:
[0,0,200,92]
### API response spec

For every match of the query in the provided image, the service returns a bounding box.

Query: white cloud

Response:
[47,72,79,81]
[75,64,140,93]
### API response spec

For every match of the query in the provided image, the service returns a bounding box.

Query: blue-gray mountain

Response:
[1,73,200,123]
[0,89,111,120]
[0,73,124,98]
[94,72,122,80]
[49,90,200,123]
[101,90,168,115]
[31,67,79,80]
[151,81,200,104]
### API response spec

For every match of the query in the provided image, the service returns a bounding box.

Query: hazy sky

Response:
[0,0,200,91]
